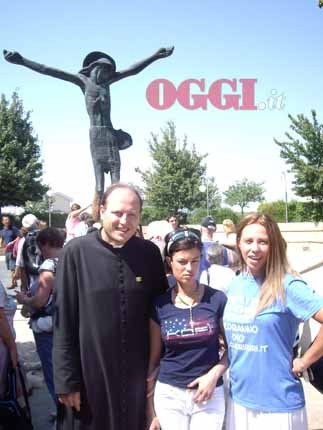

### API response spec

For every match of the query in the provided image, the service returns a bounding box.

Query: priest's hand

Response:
[59,392,81,411]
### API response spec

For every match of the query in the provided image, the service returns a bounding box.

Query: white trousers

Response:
[226,397,308,430]
[154,380,225,430]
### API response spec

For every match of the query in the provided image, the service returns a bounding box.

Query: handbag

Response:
[0,362,33,429]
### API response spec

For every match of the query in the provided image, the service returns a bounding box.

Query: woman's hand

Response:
[187,369,218,403]
[15,291,26,305]
[292,357,307,377]
[59,392,81,411]
[149,416,161,430]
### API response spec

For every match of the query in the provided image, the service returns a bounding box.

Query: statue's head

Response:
[79,52,116,79]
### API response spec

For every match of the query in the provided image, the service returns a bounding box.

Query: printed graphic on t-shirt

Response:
[224,293,270,353]
[162,315,216,346]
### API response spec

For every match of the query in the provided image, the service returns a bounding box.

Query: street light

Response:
[281,172,288,223]
[199,178,209,216]
[46,190,54,227]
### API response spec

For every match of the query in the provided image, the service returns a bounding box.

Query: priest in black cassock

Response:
[53,183,168,430]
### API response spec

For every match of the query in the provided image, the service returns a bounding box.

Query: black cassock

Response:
[53,231,168,430]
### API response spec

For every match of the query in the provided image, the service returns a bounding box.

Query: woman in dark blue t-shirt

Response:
[147,228,227,430]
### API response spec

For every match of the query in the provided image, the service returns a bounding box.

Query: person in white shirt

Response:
[200,243,235,295]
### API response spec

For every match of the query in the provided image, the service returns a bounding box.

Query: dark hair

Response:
[36,227,65,249]
[164,228,202,258]
[101,183,143,211]
[167,214,177,221]
[1,214,12,223]
[80,212,90,222]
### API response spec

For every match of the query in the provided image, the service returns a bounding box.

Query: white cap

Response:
[22,214,39,229]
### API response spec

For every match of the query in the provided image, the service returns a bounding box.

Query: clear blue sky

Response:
[1,0,323,208]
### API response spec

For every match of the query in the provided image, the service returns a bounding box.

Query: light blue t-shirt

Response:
[223,273,323,413]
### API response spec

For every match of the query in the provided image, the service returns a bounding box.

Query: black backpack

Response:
[22,230,43,277]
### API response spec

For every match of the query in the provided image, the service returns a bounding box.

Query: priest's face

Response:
[100,188,141,246]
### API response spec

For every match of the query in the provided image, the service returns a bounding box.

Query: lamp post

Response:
[281,172,288,223]
[199,178,209,217]
[46,190,54,227]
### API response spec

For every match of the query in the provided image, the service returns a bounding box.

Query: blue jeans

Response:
[33,331,57,404]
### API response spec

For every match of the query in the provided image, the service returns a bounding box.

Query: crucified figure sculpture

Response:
[3,47,174,212]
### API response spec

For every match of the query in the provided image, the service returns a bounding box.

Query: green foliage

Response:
[257,200,287,222]
[215,207,241,224]
[187,207,240,225]
[258,199,323,223]
[275,110,323,206]
[224,178,265,214]
[137,121,221,221]
[0,92,48,208]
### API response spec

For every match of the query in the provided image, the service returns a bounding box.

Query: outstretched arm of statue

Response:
[111,46,174,83]
[3,49,84,88]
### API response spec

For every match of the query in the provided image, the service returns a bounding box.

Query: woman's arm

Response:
[189,319,228,403]
[147,319,162,430]
[293,308,323,375]
[16,271,54,309]
[69,204,91,220]
[0,308,18,367]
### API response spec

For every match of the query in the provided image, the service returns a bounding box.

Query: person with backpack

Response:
[15,214,42,294]
[16,227,64,404]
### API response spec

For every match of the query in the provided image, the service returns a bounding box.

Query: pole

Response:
[48,198,52,227]
[206,179,209,216]
[282,172,288,223]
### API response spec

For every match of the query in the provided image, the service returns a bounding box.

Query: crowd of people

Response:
[1,184,323,430]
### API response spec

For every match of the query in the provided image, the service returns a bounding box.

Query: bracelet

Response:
[146,389,154,399]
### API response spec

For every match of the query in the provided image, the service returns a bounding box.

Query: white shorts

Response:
[226,397,308,430]
[154,380,225,430]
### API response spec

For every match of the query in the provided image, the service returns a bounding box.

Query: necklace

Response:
[175,283,202,326]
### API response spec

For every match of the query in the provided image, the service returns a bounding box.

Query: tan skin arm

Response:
[188,319,228,403]
[293,308,323,375]
[16,267,28,293]
[68,204,92,221]
[16,271,54,309]
[147,319,163,430]
[0,308,18,367]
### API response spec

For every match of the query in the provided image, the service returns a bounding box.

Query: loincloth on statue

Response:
[89,126,132,162]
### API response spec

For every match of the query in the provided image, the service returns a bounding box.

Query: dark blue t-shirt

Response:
[151,286,227,388]
[0,226,19,245]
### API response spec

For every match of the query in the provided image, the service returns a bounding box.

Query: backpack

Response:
[22,230,43,277]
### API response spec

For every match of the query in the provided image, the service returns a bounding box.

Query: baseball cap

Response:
[22,214,39,229]
[201,216,216,230]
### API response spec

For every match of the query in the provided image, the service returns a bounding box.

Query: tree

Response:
[257,200,287,222]
[136,121,221,221]
[224,178,265,214]
[274,111,323,210]
[0,92,48,209]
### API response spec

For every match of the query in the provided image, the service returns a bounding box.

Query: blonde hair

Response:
[236,213,289,313]
[223,219,236,234]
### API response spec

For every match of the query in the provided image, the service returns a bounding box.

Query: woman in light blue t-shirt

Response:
[224,213,323,430]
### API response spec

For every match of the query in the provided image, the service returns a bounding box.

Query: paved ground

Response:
[1,246,323,430]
